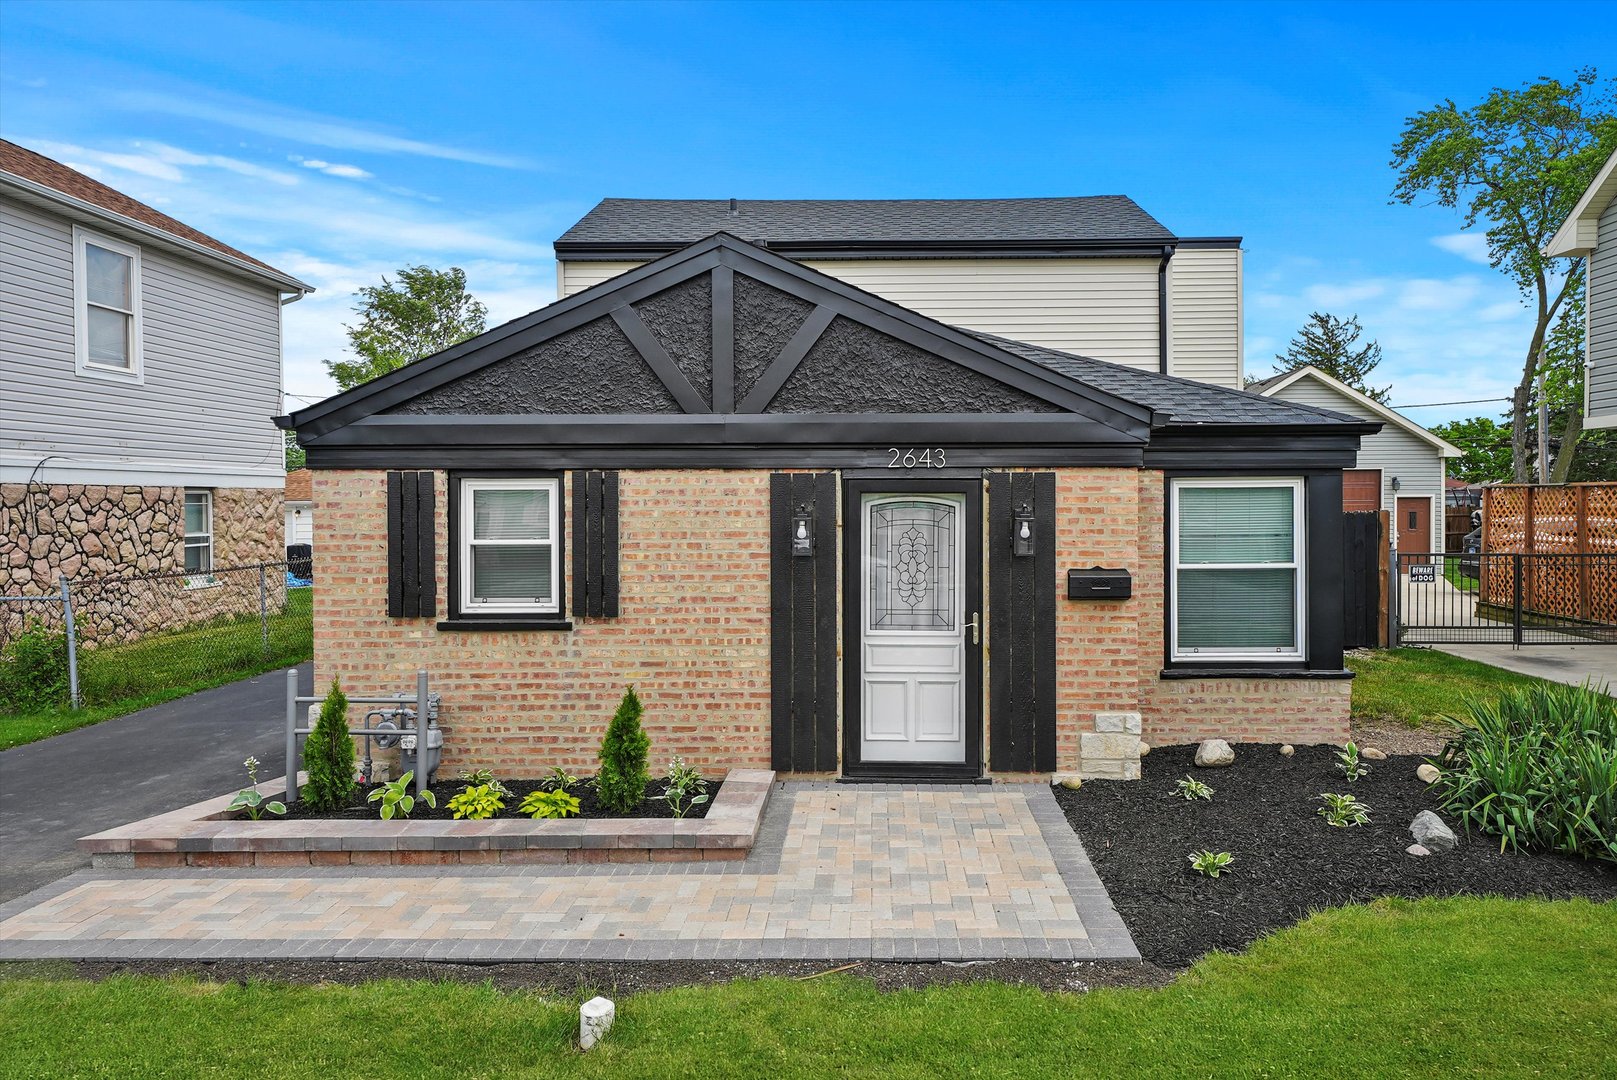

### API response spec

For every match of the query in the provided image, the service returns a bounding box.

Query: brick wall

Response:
[314,470,773,775]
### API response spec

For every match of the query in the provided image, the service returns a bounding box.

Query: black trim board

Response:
[385,471,435,619]
[841,477,985,780]
[986,472,1057,773]
[446,470,567,626]
[769,472,838,773]
[556,237,1183,260]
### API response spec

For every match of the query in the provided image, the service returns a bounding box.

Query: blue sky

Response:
[2,0,1609,422]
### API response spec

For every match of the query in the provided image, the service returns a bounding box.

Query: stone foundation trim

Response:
[1077,713,1142,780]
[81,769,774,866]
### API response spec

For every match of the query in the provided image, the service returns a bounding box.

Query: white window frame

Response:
[1170,477,1306,662]
[72,226,144,383]
[183,489,215,587]
[458,478,560,615]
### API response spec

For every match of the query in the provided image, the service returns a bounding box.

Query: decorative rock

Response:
[1406,844,1431,857]
[1410,810,1458,853]
[1195,739,1235,768]
[1279,744,1294,757]
[1362,746,1388,761]
[579,996,615,1050]
[1138,742,1151,757]
[1056,776,1083,791]
[1416,763,1441,784]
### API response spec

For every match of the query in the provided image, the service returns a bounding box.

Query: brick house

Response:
[283,203,1377,780]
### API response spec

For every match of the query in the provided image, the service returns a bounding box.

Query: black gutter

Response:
[555,236,1180,261]
[1157,244,1176,374]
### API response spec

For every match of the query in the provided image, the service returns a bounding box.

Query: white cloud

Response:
[117,90,530,169]
[23,137,301,186]
[1430,233,1492,265]
[294,157,374,180]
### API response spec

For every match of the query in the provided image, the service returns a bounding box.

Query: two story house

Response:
[1547,147,1617,430]
[1,140,312,640]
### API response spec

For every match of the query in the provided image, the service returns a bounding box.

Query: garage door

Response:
[1343,470,1380,513]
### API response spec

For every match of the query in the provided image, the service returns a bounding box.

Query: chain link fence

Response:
[1,561,313,715]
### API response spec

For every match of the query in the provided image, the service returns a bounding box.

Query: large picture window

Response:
[1171,478,1304,660]
[458,478,559,614]
[73,226,143,381]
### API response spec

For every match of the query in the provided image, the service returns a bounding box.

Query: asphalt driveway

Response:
[0,663,310,902]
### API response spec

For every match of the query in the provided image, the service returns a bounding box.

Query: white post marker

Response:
[580,996,615,1050]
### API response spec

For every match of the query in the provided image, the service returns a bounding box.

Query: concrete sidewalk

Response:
[1432,643,1615,690]
[0,784,1139,962]
[0,663,311,902]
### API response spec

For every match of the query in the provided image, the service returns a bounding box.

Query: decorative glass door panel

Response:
[861,495,967,764]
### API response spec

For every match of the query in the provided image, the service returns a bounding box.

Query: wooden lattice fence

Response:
[1481,484,1617,625]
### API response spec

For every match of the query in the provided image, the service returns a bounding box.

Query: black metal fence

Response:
[1394,552,1617,646]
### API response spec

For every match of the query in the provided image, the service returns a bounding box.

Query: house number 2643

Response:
[887,447,947,469]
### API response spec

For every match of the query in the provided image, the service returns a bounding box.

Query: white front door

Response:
[860,494,968,764]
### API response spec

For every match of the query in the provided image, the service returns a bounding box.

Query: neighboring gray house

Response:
[1252,365,1458,555]
[0,139,312,606]
[1546,147,1617,430]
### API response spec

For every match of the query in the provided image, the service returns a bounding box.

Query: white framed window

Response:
[72,226,144,382]
[458,478,559,614]
[1170,478,1305,661]
[183,489,214,582]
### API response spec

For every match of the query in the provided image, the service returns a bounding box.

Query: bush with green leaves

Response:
[597,685,650,814]
[1438,681,1617,863]
[447,784,505,820]
[302,680,356,811]
[542,765,580,791]
[1174,775,1214,801]
[1188,851,1234,878]
[456,768,511,798]
[1317,792,1372,828]
[520,788,581,819]
[368,771,435,820]
[0,619,69,712]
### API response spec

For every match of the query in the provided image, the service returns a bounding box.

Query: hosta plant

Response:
[1188,850,1234,878]
[457,768,511,798]
[367,771,435,820]
[1317,792,1372,827]
[228,756,286,820]
[520,788,582,819]
[1174,775,1214,801]
[661,756,710,818]
[543,766,581,792]
[447,784,505,821]
[1336,741,1370,783]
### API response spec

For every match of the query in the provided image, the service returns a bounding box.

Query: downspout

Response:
[1157,244,1175,375]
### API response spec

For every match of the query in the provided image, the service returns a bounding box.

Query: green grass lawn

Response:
[1348,647,1549,728]
[2,898,1613,1078]
[0,588,312,750]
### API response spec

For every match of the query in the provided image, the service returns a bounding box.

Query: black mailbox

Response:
[1067,566,1131,600]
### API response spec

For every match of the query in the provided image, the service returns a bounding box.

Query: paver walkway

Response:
[0,784,1137,962]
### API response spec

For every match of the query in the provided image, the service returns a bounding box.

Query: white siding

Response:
[1167,247,1242,388]
[1588,195,1617,427]
[559,260,644,295]
[560,256,1165,371]
[0,197,285,486]
[1267,375,1446,551]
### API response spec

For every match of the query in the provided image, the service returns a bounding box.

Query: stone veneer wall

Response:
[0,483,282,645]
[314,469,774,775]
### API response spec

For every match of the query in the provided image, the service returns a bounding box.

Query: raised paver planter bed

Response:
[281,777,723,821]
[79,769,773,868]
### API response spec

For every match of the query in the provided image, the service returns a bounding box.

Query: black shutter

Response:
[386,470,436,619]
[770,471,838,773]
[571,470,620,618]
[987,472,1056,772]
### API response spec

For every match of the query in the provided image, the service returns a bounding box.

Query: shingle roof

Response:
[556,196,1175,248]
[0,139,303,285]
[965,331,1368,427]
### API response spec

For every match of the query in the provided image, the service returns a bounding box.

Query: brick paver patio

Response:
[0,784,1137,962]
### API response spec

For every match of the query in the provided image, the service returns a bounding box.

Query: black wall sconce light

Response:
[791,504,815,557]
[1391,477,1402,492]
[1012,503,1036,557]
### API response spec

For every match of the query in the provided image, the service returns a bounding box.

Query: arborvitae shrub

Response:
[596,684,650,813]
[303,680,356,810]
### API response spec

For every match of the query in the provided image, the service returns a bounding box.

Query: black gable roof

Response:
[556,197,1176,256]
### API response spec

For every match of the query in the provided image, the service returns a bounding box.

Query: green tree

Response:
[1431,416,1514,483]
[1391,68,1617,481]
[596,685,650,814]
[284,430,305,471]
[1272,312,1390,402]
[323,265,488,391]
[303,680,356,811]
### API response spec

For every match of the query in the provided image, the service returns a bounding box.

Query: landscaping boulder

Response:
[1056,776,1083,791]
[1416,763,1441,784]
[1361,746,1388,761]
[1410,810,1458,853]
[1406,844,1431,857]
[1195,740,1235,768]
[1279,744,1294,757]
[1138,743,1151,758]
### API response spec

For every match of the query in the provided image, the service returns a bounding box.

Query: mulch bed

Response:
[1055,743,1617,967]
[283,777,720,821]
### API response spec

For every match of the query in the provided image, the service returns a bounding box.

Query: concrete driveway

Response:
[1432,643,1616,690]
[0,663,310,902]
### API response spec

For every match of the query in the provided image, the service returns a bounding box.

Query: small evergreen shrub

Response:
[597,685,650,813]
[302,680,356,810]
[1439,681,1617,863]
[0,619,69,712]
